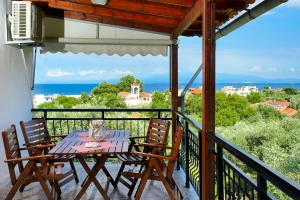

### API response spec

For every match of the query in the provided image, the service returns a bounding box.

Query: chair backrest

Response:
[166,126,183,178]
[145,119,170,145]
[20,118,50,155]
[2,125,24,185]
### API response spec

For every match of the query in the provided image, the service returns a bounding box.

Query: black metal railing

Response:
[32,108,171,137]
[31,108,300,199]
[176,110,300,200]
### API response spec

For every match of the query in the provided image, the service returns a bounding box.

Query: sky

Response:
[35,0,300,84]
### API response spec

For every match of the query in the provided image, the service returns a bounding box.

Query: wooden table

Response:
[49,130,129,200]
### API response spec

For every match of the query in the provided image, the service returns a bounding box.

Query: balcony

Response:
[14,108,297,200]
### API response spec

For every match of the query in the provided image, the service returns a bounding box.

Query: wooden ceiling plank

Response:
[145,0,194,8]
[46,0,179,27]
[67,0,189,19]
[64,10,172,34]
[172,0,202,38]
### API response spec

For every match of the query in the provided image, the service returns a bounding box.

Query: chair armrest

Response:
[5,155,53,163]
[136,142,167,148]
[20,144,55,151]
[49,135,68,139]
[129,136,147,141]
[136,143,172,149]
[133,151,176,161]
[23,140,56,146]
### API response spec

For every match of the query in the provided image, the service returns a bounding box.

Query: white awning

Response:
[41,17,172,56]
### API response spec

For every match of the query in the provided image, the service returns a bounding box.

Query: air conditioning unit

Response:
[10,1,44,41]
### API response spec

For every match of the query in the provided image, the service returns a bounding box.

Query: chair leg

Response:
[128,164,144,197]
[115,162,126,185]
[134,162,153,200]
[153,161,176,200]
[5,161,34,200]
[69,159,79,184]
[34,165,54,200]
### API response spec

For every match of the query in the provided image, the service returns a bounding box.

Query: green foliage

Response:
[185,94,202,114]
[215,92,255,127]
[92,82,119,95]
[38,102,56,109]
[256,104,283,121]
[117,75,144,92]
[100,93,126,108]
[246,92,262,104]
[53,96,81,108]
[217,117,300,196]
[283,88,298,95]
[80,92,91,103]
[151,91,171,109]
[289,94,300,110]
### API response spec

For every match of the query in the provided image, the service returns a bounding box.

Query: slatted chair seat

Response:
[115,118,170,196]
[2,125,65,200]
[20,118,79,187]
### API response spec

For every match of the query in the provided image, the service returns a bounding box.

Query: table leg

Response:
[81,155,117,189]
[75,155,110,200]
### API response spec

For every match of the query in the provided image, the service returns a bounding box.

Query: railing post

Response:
[43,110,47,120]
[101,111,105,119]
[158,110,161,119]
[199,130,202,198]
[257,174,267,200]
[185,120,190,188]
[217,144,224,200]
[176,114,180,170]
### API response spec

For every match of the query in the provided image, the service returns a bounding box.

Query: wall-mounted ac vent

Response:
[10,1,44,41]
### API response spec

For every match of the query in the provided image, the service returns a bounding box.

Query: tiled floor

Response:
[0,163,199,200]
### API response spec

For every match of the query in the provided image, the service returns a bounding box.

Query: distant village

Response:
[33,84,298,117]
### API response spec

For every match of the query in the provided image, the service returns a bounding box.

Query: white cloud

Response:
[290,67,296,72]
[249,65,262,72]
[79,70,105,76]
[47,69,74,77]
[249,65,277,73]
[114,70,132,75]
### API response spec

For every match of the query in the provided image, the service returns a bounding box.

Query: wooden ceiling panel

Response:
[28,0,256,37]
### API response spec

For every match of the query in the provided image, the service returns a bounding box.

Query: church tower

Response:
[131,81,140,98]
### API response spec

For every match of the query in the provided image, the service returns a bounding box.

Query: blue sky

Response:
[35,0,300,84]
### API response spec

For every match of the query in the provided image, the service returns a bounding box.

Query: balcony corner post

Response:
[201,0,216,199]
[170,40,179,143]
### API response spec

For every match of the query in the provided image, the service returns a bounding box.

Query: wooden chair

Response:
[2,125,64,200]
[20,118,79,185]
[115,118,170,196]
[123,126,184,200]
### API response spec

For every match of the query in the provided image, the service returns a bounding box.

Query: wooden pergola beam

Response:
[171,0,202,38]
[64,11,173,34]
[201,0,216,200]
[67,0,189,19]
[145,0,194,8]
[33,0,180,28]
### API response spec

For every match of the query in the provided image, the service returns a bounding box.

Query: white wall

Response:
[0,0,33,180]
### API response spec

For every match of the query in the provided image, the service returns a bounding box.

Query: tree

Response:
[185,94,202,114]
[283,88,298,95]
[247,92,262,104]
[256,104,283,121]
[38,102,56,109]
[151,91,170,109]
[53,96,81,108]
[117,75,144,92]
[101,93,126,108]
[92,82,119,95]
[80,92,91,103]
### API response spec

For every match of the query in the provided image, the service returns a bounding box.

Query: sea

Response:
[33,83,300,95]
